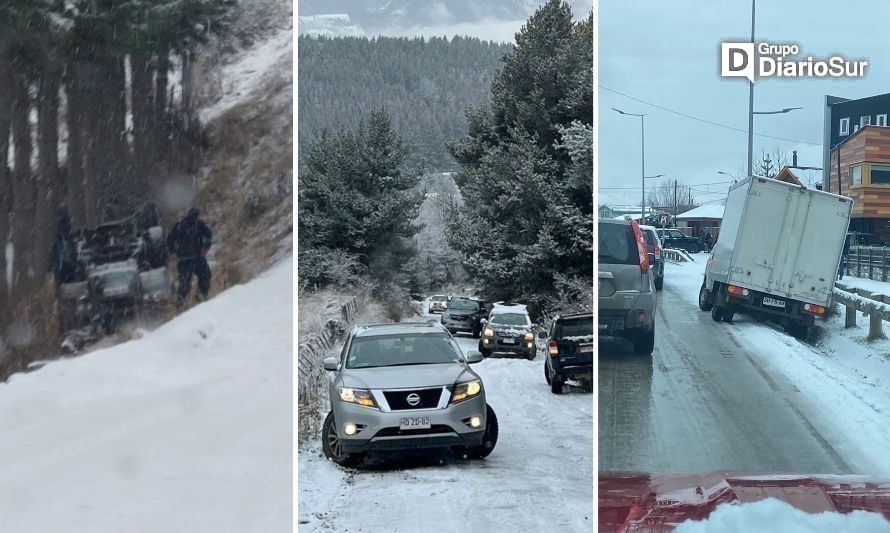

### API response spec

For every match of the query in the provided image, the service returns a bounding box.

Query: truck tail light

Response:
[803,303,826,315]
[631,220,650,272]
[727,285,749,297]
[548,341,559,356]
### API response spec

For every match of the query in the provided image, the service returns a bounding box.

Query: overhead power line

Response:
[600,85,823,147]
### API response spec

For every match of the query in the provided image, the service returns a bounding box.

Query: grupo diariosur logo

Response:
[721,42,868,83]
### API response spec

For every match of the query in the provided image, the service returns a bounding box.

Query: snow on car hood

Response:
[343,363,478,390]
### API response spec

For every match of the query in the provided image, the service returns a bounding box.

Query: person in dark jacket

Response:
[47,207,78,286]
[703,232,714,253]
[167,208,213,306]
[838,233,852,280]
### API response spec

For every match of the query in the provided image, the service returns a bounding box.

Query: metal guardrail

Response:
[847,246,890,282]
[662,248,694,263]
[833,282,890,340]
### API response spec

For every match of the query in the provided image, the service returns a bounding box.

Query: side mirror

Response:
[537,331,548,340]
[480,318,487,325]
[323,356,339,371]
[465,350,484,364]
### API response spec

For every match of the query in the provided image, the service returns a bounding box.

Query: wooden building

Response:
[828,125,890,239]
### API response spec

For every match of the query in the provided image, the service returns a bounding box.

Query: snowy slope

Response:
[0,257,293,532]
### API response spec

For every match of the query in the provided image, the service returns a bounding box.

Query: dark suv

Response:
[541,312,593,394]
[441,297,486,338]
[657,228,700,253]
[478,304,536,359]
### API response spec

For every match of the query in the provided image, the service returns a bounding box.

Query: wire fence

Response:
[846,246,890,282]
[296,291,366,444]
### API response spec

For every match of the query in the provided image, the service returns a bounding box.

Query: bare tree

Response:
[647,179,698,215]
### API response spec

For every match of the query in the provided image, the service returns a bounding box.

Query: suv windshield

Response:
[431,295,447,301]
[599,223,638,265]
[489,312,529,326]
[555,317,593,339]
[448,299,480,311]
[346,333,462,368]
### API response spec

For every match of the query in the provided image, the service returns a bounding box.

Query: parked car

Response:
[441,297,486,338]
[847,232,885,247]
[478,303,536,359]
[428,294,448,314]
[639,225,664,290]
[321,321,498,467]
[598,219,657,355]
[541,312,593,394]
[657,228,701,253]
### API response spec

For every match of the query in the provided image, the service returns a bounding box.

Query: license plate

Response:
[501,337,516,344]
[762,297,786,309]
[579,345,593,353]
[399,417,431,430]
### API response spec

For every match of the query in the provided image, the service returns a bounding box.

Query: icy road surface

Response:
[600,256,890,476]
[298,313,594,532]
[0,258,293,532]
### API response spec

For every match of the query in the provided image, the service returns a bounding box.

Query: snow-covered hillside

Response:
[0,257,293,532]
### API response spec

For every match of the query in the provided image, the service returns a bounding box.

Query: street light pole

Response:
[747,0,755,179]
[613,108,648,222]
[641,115,646,222]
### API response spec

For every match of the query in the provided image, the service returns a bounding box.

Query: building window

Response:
[840,117,850,135]
[879,114,888,127]
[871,164,890,185]
[852,164,862,186]
[861,115,872,128]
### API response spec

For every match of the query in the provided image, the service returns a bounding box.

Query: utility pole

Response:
[674,180,678,227]
[747,0,755,179]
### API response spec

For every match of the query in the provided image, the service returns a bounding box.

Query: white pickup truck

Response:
[699,176,853,338]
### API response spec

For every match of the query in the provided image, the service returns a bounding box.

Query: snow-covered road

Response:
[600,256,890,477]
[0,258,293,532]
[297,312,594,532]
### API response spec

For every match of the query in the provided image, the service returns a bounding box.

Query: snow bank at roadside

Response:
[0,257,293,532]
[676,498,890,533]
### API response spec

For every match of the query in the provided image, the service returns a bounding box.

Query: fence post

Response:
[869,294,886,340]
[845,299,857,328]
[881,246,887,281]
[869,246,874,280]
[857,247,862,278]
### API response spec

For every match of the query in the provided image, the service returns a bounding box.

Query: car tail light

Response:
[548,341,559,357]
[727,285,749,297]
[631,220,650,272]
[803,303,826,315]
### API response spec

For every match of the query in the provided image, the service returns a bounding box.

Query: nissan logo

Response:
[406,393,421,406]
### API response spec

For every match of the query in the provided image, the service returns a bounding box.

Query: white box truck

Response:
[698,176,853,338]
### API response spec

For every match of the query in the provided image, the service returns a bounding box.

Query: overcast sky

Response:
[599,0,890,208]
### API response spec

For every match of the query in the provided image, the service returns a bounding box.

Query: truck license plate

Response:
[579,345,593,353]
[399,417,431,430]
[762,297,786,309]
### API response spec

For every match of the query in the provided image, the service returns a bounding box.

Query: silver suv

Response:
[598,219,657,355]
[321,321,499,467]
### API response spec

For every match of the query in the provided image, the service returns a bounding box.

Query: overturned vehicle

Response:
[56,205,174,352]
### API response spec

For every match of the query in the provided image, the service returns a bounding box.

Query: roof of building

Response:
[676,205,725,220]
[774,167,803,186]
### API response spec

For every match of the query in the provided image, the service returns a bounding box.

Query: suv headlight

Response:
[484,328,494,338]
[523,332,534,341]
[449,380,482,405]
[338,387,378,409]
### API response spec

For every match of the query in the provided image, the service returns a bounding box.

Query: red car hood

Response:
[600,472,890,532]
